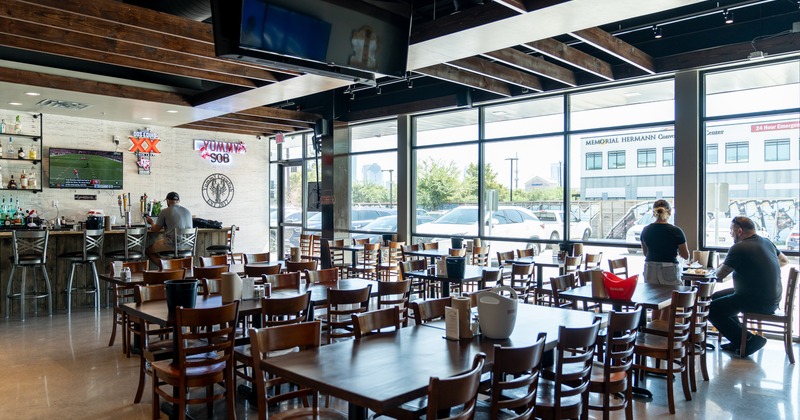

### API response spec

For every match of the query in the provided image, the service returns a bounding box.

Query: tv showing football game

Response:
[48,148,123,189]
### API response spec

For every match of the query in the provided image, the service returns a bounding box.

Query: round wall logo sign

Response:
[202,173,234,208]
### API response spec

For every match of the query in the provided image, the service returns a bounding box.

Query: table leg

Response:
[441,280,450,298]
[348,403,367,420]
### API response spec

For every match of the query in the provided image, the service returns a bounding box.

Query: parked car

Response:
[787,224,799,251]
[351,214,436,244]
[532,210,593,242]
[415,205,546,255]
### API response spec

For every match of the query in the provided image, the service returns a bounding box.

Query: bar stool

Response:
[60,229,105,314]
[105,226,148,263]
[206,225,236,259]
[5,230,52,320]
[158,227,198,261]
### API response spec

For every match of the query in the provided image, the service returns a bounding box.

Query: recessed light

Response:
[141,117,152,121]
[492,110,508,116]
[166,110,178,114]
[24,92,40,96]
[8,102,22,106]
[623,92,642,98]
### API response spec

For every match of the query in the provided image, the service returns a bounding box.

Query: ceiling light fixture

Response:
[653,25,663,39]
[723,10,734,24]
[8,102,22,106]
[141,117,152,121]
[166,110,178,113]
[24,92,40,96]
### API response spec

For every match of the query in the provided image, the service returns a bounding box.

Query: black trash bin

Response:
[164,279,198,313]
[446,256,466,279]
[451,237,464,249]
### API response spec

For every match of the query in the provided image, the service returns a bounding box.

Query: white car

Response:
[415,205,546,255]
[533,210,593,242]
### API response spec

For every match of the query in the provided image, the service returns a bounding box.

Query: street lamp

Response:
[505,155,518,202]
[381,169,394,208]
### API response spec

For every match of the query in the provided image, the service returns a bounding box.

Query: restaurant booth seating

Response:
[5,230,52,320]
[60,228,105,314]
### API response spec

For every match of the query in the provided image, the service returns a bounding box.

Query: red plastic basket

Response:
[602,272,639,300]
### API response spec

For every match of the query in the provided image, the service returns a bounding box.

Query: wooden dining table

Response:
[558,282,693,311]
[403,264,486,297]
[402,247,449,264]
[262,303,600,420]
[506,255,564,290]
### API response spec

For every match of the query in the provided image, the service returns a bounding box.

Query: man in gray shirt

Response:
[145,191,193,269]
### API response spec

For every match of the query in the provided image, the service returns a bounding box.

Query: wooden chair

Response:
[306,268,339,284]
[244,263,282,277]
[130,284,173,404]
[198,278,222,296]
[421,241,439,250]
[377,241,404,281]
[248,321,346,420]
[151,302,239,420]
[516,247,535,258]
[386,353,486,420]
[142,268,185,284]
[329,239,349,277]
[306,234,322,261]
[401,243,421,261]
[262,272,302,290]
[108,260,149,354]
[350,243,380,280]
[299,233,314,259]
[535,322,601,420]
[470,245,491,267]
[199,254,227,267]
[497,250,516,285]
[550,273,578,309]
[352,306,401,339]
[689,281,715,390]
[571,243,584,257]
[399,259,428,300]
[234,292,313,390]
[508,263,533,301]
[634,290,696,414]
[285,260,318,279]
[352,237,370,246]
[160,256,193,276]
[410,297,450,325]
[319,285,372,344]
[243,252,270,264]
[587,308,641,420]
[740,267,798,363]
[607,257,629,278]
[192,264,228,281]
[481,268,503,289]
[583,252,603,270]
[563,255,583,275]
[479,334,547,420]
[377,280,411,327]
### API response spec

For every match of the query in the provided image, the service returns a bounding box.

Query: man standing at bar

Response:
[710,216,789,356]
[145,192,192,269]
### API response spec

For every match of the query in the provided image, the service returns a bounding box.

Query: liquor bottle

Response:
[14,115,21,134]
[19,170,26,190]
[7,174,16,189]
[17,146,24,159]
[26,166,36,189]
[0,119,5,134]
[7,137,12,158]
[0,137,3,157]
[28,144,36,160]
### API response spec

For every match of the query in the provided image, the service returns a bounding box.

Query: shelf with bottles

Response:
[0,114,42,193]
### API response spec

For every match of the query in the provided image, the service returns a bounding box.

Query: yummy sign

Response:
[193,140,247,164]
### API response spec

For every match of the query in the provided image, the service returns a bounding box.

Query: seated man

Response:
[145,192,192,270]
[709,216,789,356]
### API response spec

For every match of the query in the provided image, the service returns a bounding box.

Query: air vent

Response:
[35,99,91,110]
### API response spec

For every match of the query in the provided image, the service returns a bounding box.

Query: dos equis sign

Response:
[193,140,247,164]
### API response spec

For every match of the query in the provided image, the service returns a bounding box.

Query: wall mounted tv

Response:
[48,148,123,190]
[211,0,412,84]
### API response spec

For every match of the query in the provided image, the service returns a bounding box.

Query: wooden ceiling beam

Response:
[416,64,512,97]
[215,114,309,131]
[447,57,543,92]
[482,48,577,87]
[569,27,656,74]
[493,0,530,14]
[236,107,319,126]
[524,38,615,81]
[177,122,273,137]
[203,116,299,133]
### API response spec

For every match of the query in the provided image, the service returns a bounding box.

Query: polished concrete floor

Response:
[1,308,797,419]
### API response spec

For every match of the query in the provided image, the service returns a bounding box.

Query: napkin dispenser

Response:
[477,286,518,339]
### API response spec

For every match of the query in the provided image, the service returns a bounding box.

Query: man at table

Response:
[145,191,193,269]
[710,216,789,356]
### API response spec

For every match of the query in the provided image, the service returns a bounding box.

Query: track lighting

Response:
[653,25,663,39]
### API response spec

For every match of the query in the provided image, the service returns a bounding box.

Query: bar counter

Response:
[0,227,230,316]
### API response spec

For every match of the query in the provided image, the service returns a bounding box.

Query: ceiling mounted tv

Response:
[48,148,123,190]
[211,0,412,84]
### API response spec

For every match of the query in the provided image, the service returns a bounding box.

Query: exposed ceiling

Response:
[0,0,797,138]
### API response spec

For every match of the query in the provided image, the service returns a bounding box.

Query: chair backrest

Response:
[353,237,370,246]
[563,255,582,275]
[199,255,228,267]
[82,229,105,260]
[571,243,584,257]
[607,257,628,278]
[425,353,486,420]
[497,250,515,267]
[305,268,339,284]
[330,239,345,267]
[377,280,411,325]
[325,285,373,342]
[285,260,318,274]
[123,260,149,274]
[143,268,186,284]
[199,278,223,296]
[782,267,798,317]
[401,243,420,260]
[583,252,603,270]
[385,241,405,265]
[134,284,167,303]
[516,248,534,258]
[692,281,716,344]
[360,243,381,266]
[471,245,490,266]
[399,259,427,279]
[550,273,578,309]
[123,227,148,260]
[481,268,503,288]
[173,302,239,377]
[261,291,313,326]
[666,290,697,354]
[161,256,193,271]
[551,322,601,416]
[193,264,229,280]
[243,252,270,264]
[244,263,282,277]
[352,306,401,339]
[12,230,49,264]
[173,227,198,255]
[489,333,548,419]
[226,225,237,250]
[308,234,321,260]
[422,242,439,250]
[510,263,534,293]
[262,272,302,290]
[411,297,450,324]
[299,233,313,256]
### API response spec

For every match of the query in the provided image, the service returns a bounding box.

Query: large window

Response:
[765,139,790,162]
[725,142,749,163]
[637,149,656,168]
[586,152,602,170]
[663,147,674,167]
[707,144,718,164]
[608,151,626,169]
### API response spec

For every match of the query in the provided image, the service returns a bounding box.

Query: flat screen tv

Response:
[211,0,412,83]
[48,148,123,189]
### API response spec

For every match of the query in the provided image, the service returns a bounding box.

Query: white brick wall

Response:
[0,110,269,254]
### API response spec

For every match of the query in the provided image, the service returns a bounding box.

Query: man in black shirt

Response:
[709,216,789,356]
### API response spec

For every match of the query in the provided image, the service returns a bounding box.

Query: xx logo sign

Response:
[129,136,161,153]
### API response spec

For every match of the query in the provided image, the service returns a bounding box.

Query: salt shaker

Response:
[122,267,131,281]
